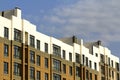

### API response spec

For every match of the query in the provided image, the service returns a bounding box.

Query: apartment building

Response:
[0,7,119,80]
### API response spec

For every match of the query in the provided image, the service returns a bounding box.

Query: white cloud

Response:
[25,0,120,57]
[40,0,120,44]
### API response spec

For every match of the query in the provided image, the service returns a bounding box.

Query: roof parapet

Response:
[0,7,21,19]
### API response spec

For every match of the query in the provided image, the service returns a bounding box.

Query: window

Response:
[111,60,113,67]
[45,43,48,53]
[53,73,61,80]
[4,27,9,39]
[30,35,35,47]
[4,44,9,57]
[62,50,66,59]
[30,67,35,79]
[116,62,119,71]
[45,73,48,80]
[14,29,21,42]
[86,70,89,80]
[95,53,98,57]
[117,73,119,80]
[109,68,111,77]
[69,53,72,61]
[95,75,97,80]
[108,57,110,66]
[82,55,85,65]
[69,66,72,75]
[100,54,104,63]
[63,64,66,74]
[37,40,40,50]
[37,71,40,80]
[101,65,105,75]
[89,60,92,68]
[101,77,105,80]
[14,45,21,59]
[45,58,48,68]
[86,57,88,66]
[53,59,61,72]
[76,53,80,63]
[4,62,8,74]
[76,66,80,77]
[14,62,21,76]
[94,62,97,70]
[90,73,92,80]
[53,44,61,57]
[112,71,114,78]
[30,51,35,63]
[37,55,40,66]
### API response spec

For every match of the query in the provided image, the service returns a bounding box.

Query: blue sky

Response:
[0,0,120,58]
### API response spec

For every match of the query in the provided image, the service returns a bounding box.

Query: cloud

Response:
[39,0,120,44]
[25,0,120,57]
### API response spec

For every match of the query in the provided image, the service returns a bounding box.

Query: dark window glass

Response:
[101,77,105,80]
[89,60,92,68]
[53,59,61,72]
[30,51,35,63]
[94,62,97,70]
[14,45,21,59]
[4,27,9,39]
[69,53,72,61]
[4,44,9,57]
[4,62,8,74]
[101,65,105,75]
[45,58,48,68]
[45,43,48,53]
[45,73,48,80]
[112,71,114,78]
[30,67,35,79]
[76,53,80,63]
[86,70,89,79]
[86,57,88,66]
[14,62,21,76]
[111,60,113,67]
[14,29,21,42]
[63,64,66,74]
[76,66,80,77]
[95,53,98,57]
[90,73,92,80]
[69,66,72,75]
[53,44,61,57]
[37,55,40,66]
[108,57,110,66]
[37,40,40,50]
[30,35,35,47]
[82,55,85,65]
[100,54,104,63]
[116,62,119,71]
[53,73,61,80]
[37,71,40,80]
[95,75,97,80]
[117,73,119,80]
[109,68,111,77]
[62,50,66,59]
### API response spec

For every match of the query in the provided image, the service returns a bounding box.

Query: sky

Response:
[0,0,120,58]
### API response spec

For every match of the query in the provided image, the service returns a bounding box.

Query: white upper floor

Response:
[0,8,119,71]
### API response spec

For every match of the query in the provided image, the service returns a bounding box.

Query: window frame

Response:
[4,44,9,57]
[14,28,22,42]
[4,27,9,39]
[30,51,35,63]
[4,62,8,74]
[14,45,21,59]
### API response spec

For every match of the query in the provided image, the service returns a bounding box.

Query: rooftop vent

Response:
[72,36,77,43]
